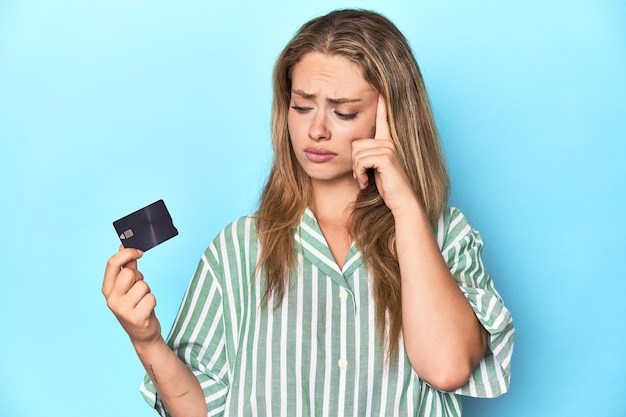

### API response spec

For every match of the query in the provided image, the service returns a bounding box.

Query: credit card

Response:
[112,199,178,251]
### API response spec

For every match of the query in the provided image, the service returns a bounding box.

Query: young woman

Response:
[103,9,514,417]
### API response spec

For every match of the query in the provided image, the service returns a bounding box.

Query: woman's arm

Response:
[352,96,487,391]
[133,338,207,417]
[392,202,487,391]
[102,248,207,417]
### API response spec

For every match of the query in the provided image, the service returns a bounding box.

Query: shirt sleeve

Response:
[436,207,515,398]
[140,242,230,416]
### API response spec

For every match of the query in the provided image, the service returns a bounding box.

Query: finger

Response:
[135,292,157,316]
[126,280,152,308]
[374,95,391,140]
[117,245,137,270]
[118,245,137,269]
[119,245,142,270]
[105,271,148,318]
[353,162,369,189]
[109,267,141,298]
[102,248,144,296]
[353,153,384,190]
[352,138,396,186]
[122,293,157,329]
[125,259,138,271]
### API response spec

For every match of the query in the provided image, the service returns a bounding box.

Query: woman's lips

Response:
[304,147,338,163]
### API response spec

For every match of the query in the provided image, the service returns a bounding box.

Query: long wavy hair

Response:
[256,9,449,359]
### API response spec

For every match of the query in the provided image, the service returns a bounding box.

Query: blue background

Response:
[1,1,624,416]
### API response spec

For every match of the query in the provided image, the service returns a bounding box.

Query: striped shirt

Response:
[140,206,514,416]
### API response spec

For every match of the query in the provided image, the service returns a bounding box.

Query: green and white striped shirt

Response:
[141,206,514,416]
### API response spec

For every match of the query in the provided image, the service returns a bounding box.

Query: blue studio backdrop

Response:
[1,1,625,416]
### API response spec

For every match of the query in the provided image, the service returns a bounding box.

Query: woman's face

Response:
[288,52,379,190]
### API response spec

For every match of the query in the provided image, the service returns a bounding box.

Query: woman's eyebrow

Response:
[292,89,362,104]
[292,89,315,99]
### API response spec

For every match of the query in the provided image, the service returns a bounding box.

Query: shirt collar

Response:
[294,208,364,283]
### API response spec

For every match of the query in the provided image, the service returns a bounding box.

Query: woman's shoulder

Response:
[199,213,260,265]
[438,205,469,227]
[215,213,258,239]
[435,205,466,226]
[207,213,259,248]
[434,206,483,249]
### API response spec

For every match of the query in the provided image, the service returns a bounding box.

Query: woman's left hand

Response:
[352,95,417,212]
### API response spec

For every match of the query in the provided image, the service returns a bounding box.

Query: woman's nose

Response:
[308,110,330,141]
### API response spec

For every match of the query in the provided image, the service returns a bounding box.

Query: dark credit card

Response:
[113,199,178,251]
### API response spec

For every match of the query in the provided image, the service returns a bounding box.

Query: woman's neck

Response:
[309,179,360,268]
[309,178,360,227]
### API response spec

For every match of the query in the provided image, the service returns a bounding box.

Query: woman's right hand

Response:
[102,247,162,347]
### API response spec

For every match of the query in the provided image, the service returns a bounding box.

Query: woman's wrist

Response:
[132,334,168,358]
[389,194,425,223]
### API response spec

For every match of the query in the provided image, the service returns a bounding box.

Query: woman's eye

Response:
[291,105,311,113]
[336,111,358,120]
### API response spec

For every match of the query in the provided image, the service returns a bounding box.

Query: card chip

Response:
[123,229,134,239]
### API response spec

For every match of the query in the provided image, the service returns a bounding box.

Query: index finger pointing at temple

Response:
[374,95,391,140]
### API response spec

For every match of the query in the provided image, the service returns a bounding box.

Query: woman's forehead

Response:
[290,52,375,99]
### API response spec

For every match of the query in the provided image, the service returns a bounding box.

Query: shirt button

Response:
[339,288,348,301]
[338,358,348,369]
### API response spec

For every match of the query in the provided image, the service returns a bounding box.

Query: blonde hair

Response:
[256,9,449,359]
